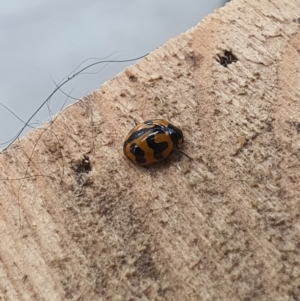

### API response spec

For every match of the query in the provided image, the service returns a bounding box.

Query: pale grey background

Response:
[0,0,228,148]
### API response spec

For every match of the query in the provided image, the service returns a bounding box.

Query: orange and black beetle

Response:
[123,119,184,166]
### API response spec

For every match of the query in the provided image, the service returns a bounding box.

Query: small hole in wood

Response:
[72,155,92,174]
[293,18,300,24]
[217,50,238,67]
[129,75,137,82]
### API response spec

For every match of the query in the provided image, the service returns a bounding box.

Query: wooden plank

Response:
[1,0,300,300]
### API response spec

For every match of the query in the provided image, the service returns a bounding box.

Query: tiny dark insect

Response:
[123,119,184,166]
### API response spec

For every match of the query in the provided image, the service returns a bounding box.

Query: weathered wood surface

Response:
[1,0,300,300]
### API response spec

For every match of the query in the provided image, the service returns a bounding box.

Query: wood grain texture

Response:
[1,0,300,300]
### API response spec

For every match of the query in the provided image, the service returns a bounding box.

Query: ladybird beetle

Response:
[123,119,184,166]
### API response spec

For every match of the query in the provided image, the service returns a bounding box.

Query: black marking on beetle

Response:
[124,122,184,164]
[146,133,169,161]
[130,144,146,164]
[125,128,153,144]
[167,124,184,147]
